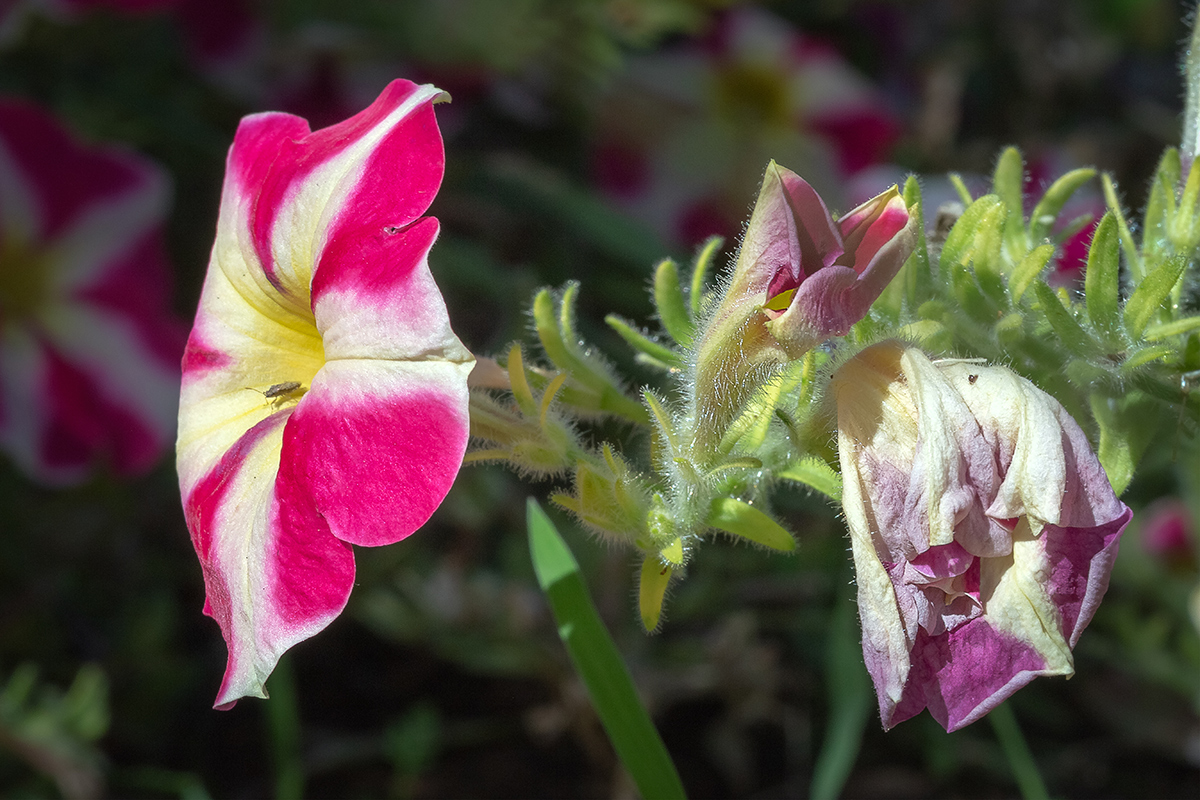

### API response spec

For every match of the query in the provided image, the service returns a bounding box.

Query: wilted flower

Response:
[832,341,1130,731]
[176,79,474,708]
[0,98,182,484]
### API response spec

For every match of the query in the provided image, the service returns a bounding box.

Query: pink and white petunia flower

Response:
[832,341,1130,731]
[592,6,899,248]
[176,79,474,708]
[0,97,182,484]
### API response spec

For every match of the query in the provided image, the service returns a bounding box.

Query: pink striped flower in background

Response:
[176,79,474,708]
[0,98,182,484]
[592,6,899,249]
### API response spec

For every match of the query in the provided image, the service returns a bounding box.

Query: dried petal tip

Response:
[833,341,1129,731]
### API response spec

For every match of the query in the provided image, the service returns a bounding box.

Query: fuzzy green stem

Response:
[1182,10,1200,168]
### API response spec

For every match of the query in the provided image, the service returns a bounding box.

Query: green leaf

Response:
[901,175,933,306]
[654,258,696,347]
[526,501,686,800]
[810,581,871,800]
[1144,316,1200,340]
[991,146,1029,260]
[1125,255,1188,339]
[605,314,684,370]
[1089,393,1136,495]
[706,497,795,552]
[1101,174,1144,282]
[949,172,974,205]
[1142,149,1179,261]
[989,703,1051,800]
[690,236,723,317]
[777,457,842,502]
[1032,282,1097,357]
[1084,214,1121,339]
[1029,168,1097,242]
[1009,244,1054,304]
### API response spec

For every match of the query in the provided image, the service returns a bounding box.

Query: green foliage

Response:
[526,500,685,800]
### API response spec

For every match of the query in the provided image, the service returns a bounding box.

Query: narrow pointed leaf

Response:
[639,556,672,632]
[605,314,683,370]
[992,147,1029,260]
[1125,255,1187,339]
[778,457,843,502]
[526,500,685,800]
[1032,281,1096,356]
[1029,168,1097,242]
[707,497,795,551]
[654,258,696,346]
[1009,244,1055,304]
[690,236,723,316]
[1084,214,1121,338]
[1101,174,1143,281]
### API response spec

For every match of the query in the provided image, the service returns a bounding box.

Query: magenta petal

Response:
[889,620,1048,731]
[1044,507,1129,645]
[278,368,470,548]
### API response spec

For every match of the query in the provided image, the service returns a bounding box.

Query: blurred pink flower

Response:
[176,80,474,708]
[0,98,182,483]
[592,7,899,248]
[1139,497,1194,564]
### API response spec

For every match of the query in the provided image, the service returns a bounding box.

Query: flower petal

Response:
[183,410,354,709]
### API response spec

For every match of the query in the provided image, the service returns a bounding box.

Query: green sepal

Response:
[654,258,695,347]
[706,497,795,552]
[1145,316,1200,340]
[1101,174,1144,282]
[690,236,723,317]
[777,457,843,503]
[949,172,974,205]
[1124,254,1187,339]
[991,146,1029,262]
[1142,148,1179,262]
[638,555,673,632]
[1029,168,1097,242]
[605,314,683,370]
[1084,213,1122,341]
[1009,244,1055,304]
[1089,393,1155,496]
[1032,281,1097,357]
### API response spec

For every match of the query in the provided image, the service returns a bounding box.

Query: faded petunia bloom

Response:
[176,79,474,708]
[832,341,1130,731]
[0,98,182,484]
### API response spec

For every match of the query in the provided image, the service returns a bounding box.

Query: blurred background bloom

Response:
[591,6,899,248]
[0,98,182,485]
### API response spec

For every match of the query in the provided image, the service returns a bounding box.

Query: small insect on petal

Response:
[263,381,302,398]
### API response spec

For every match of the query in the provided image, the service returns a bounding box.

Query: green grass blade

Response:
[527,500,686,800]
[810,584,871,800]
[989,702,1050,800]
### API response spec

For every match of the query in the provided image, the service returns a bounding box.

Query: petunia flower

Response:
[699,162,914,375]
[176,79,474,708]
[0,97,182,484]
[832,340,1130,731]
[591,6,900,248]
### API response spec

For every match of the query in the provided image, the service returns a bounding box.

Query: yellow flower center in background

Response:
[0,235,50,325]
[712,63,791,129]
